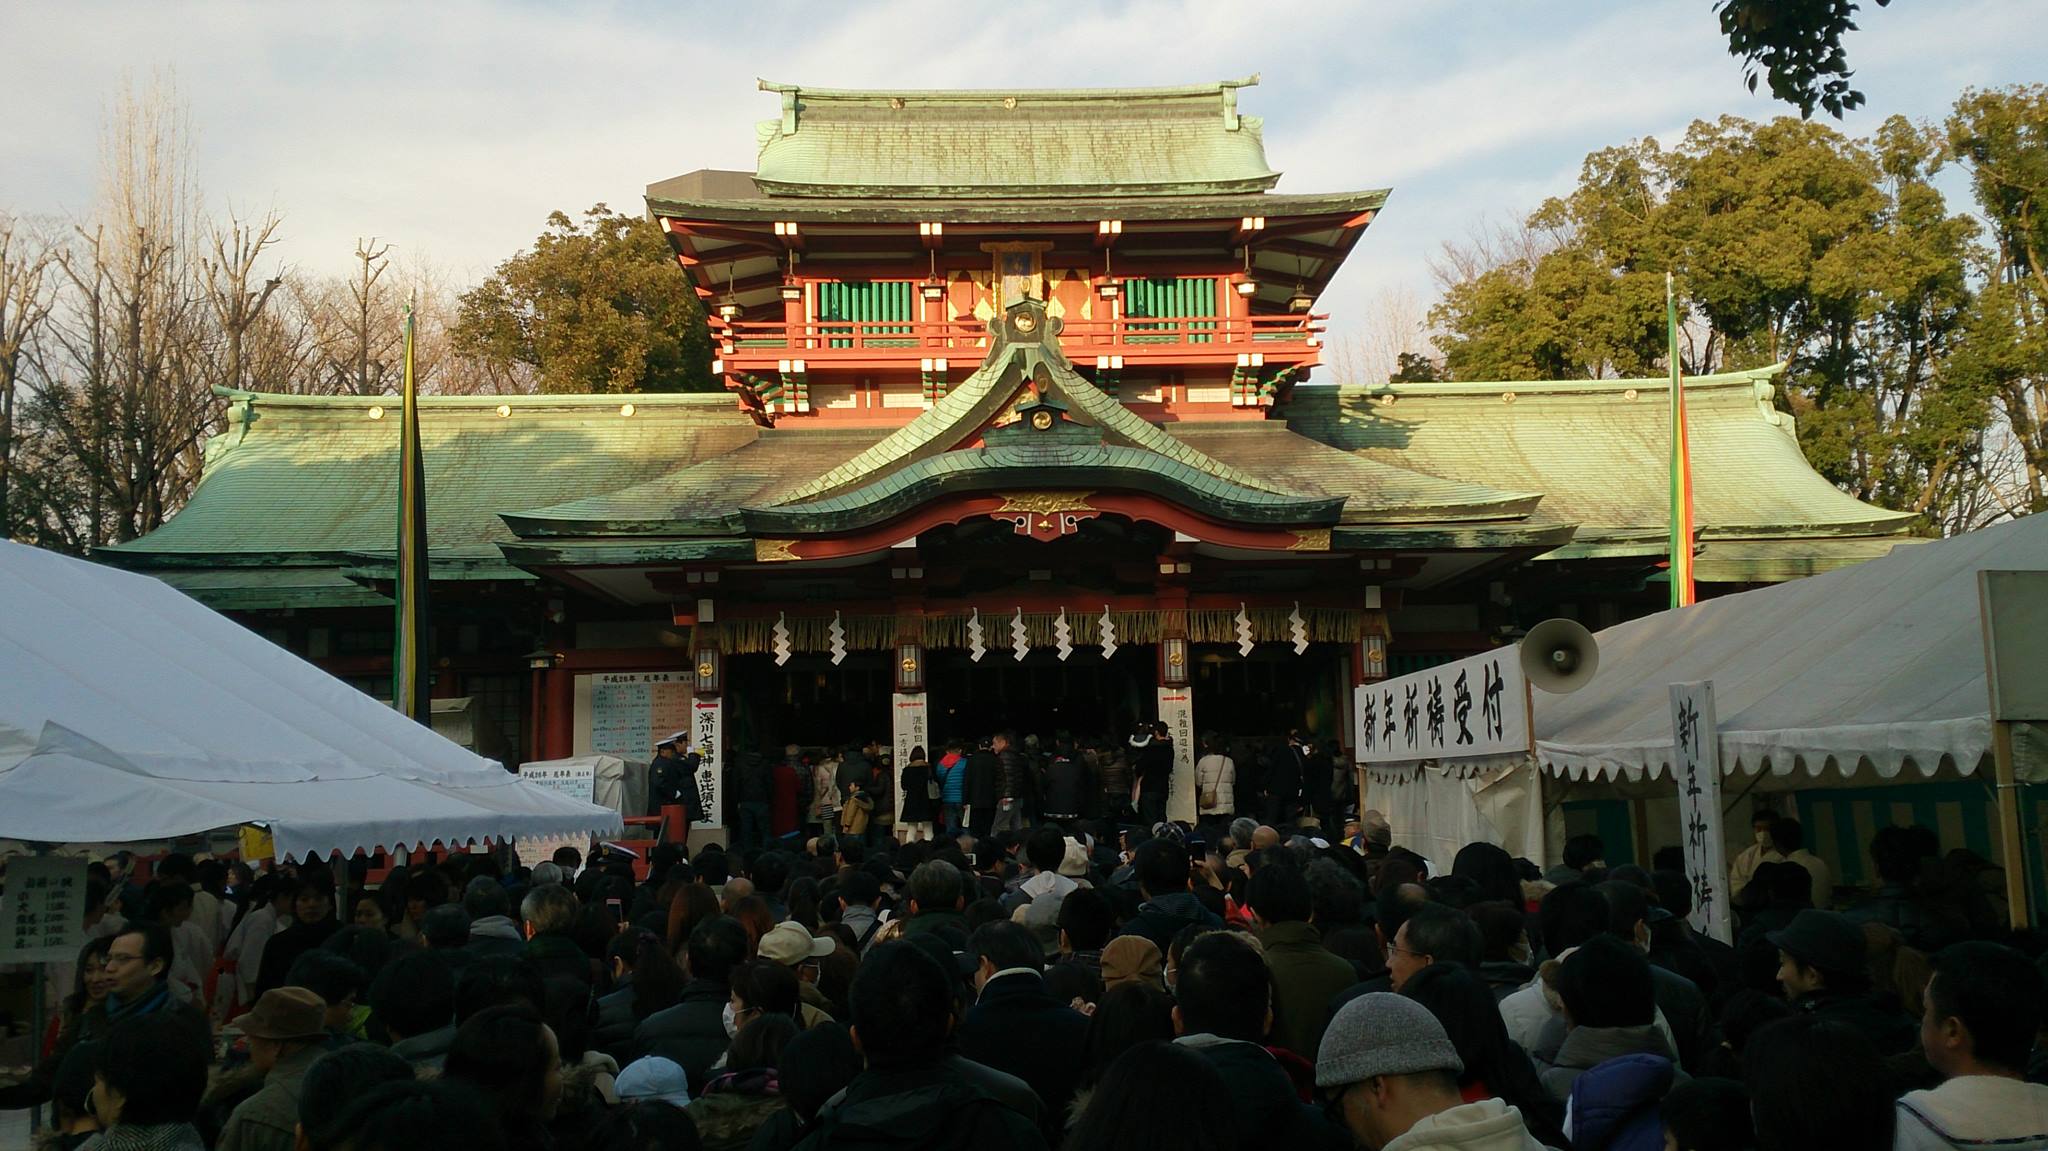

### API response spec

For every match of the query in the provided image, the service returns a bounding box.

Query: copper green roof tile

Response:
[750,77,1280,198]
[503,428,890,537]
[105,389,758,576]
[1690,536,1921,582]
[1170,423,1542,525]
[148,566,394,610]
[1284,366,1916,542]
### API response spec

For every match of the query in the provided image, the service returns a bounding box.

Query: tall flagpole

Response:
[393,292,431,721]
[1667,271,1696,609]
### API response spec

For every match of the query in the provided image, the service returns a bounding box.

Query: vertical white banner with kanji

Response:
[892,692,928,826]
[692,697,725,830]
[1158,687,1197,825]
[1671,681,1730,944]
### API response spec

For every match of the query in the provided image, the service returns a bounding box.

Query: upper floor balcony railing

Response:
[712,313,1326,372]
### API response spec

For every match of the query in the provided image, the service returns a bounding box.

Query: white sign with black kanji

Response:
[693,698,725,831]
[1354,650,1528,766]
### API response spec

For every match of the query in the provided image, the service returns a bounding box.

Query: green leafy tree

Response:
[1715,0,1890,120]
[1431,113,1993,531]
[1947,86,2048,514]
[1389,351,1441,383]
[454,205,713,394]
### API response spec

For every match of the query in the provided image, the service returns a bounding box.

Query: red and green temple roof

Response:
[105,297,1916,608]
[646,78,1391,321]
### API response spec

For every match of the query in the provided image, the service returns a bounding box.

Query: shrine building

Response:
[104,78,1917,825]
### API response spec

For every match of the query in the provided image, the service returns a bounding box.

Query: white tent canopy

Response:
[0,540,621,860]
[1535,515,2048,783]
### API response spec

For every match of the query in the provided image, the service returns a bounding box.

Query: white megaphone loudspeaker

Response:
[1520,618,1599,695]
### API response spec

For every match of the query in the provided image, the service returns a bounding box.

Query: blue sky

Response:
[3,0,2041,355]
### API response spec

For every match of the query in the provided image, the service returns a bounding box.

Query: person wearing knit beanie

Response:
[1318,993,1547,1151]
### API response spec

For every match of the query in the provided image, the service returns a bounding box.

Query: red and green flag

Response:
[1667,271,1696,609]
[393,297,431,721]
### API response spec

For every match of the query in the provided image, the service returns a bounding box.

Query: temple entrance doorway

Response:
[724,652,894,756]
[1188,644,1349,745]
[924,645,1156,746]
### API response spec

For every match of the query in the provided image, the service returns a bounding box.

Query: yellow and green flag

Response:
[1667,271,1696,609]
[393,298,431,720]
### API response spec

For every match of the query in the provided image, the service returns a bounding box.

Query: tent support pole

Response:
[28,963,43,1136]
[1993,723,2031,930]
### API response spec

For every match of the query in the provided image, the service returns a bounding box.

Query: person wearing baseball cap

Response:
[1317,992,1546,1151]
[757,921,837,1027]
[218,987,333,1151]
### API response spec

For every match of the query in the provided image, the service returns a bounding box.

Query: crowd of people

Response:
[4,756,2048,1151]
[721,726,1351,853]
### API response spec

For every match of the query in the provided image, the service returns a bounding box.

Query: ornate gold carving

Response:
[1288,528,1332,552]
[993,491,1096,517]
[754,538,800,563]
[1030,409,1054,430]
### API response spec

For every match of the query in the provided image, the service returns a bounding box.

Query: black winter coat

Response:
[965,751,999,807]
[1134,741,1173,798]
[739,754,772,804]
[1184,1037,1348,1151]
[633,978,731,1090]
[1794,989,1919,1056]
[792,1057,1048,1151]
[1264,745,1303,802]
[1302,748,1334,804]
[995,748,1028,802]
[835,752,872,804]
[955,972,1090,1123]
[255,915,341,995]
[1041,755,1088,818]
[898,759,936,823]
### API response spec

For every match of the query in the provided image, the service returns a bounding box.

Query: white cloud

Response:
[2,0,2041,354]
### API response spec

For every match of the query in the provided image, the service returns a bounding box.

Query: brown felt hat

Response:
[240,987,329,1041]
[1101,936,1165,990]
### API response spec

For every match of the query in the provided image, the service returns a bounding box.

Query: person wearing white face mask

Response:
[1726,809,1782,908]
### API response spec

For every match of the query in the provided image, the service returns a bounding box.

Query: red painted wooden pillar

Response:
[541,668,574,761]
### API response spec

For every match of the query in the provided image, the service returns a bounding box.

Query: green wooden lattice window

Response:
[1123,277,1217,344]
[816,281,915,348]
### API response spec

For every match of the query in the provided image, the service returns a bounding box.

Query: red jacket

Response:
[770,760,799,836]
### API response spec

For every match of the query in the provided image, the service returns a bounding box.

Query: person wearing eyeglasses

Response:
[16,923,213,1114]
[1387,905,1483,994]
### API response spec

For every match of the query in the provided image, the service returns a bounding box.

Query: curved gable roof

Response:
[752,77,1280,198]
